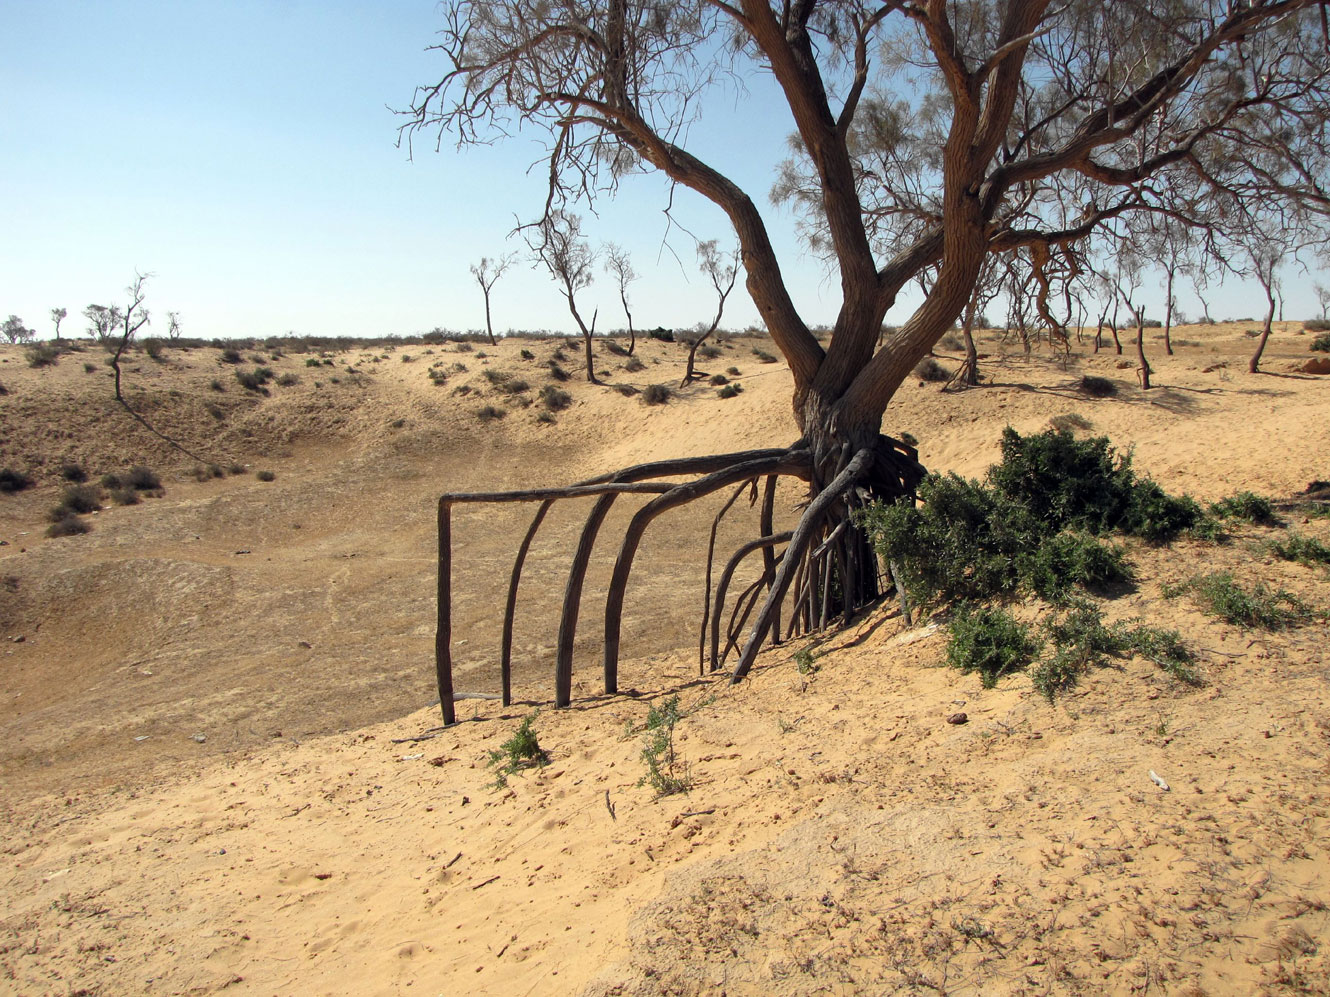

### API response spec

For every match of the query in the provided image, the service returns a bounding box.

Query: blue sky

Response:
[1,2,1323,342]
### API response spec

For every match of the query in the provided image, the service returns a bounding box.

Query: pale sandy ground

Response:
[1,322,1328,995]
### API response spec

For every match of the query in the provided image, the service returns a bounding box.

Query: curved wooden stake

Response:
[603,451,811,695]
[500,499,553,707]
[710,532,793,671]
[698,481,755,674]
[760,475,780,646]
[556,493,616,708]
[731,449,874,684]
[435,499,456,726]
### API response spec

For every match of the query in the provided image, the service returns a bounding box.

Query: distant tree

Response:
[50,307,67,342]
[531,212,599,383]
[469,253,517,345]
[86,273,152,402]
[1315,282,1330,321]
[2,315,34,344]
[603,243,638,355]
[680,240,740,387]
[166,311,181,341]
[1246,242,1283,375]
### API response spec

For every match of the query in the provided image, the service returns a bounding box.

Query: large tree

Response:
[406,0,1330,708]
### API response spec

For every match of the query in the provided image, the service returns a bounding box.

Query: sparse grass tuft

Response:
[624,356,646,373]
[1048,413,1092,433]
[752,348,778,363]
[26,343,61,368]
[914,357,950,382]
[1265,532,1330,569]
[476,404,507,421]
[1166,572,1316,630]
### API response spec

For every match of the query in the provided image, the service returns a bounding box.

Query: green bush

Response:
[1030,606,1200,701]
[1014,531,1132,601]
[487,712,549,788]
[220,348,243,364]
[1266,532,1330,568]
[947,604,1041,688]
[717,383,744,399]
[1309,333,1330,352]
[1208,491,1277,525]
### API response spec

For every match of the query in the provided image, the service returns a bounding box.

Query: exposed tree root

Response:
[434,436,924,724]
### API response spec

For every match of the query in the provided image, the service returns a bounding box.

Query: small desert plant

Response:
[938,332,964,351]
[276,373,299,387]
[752,347,778,363]
[709,373,728,386]
[1165,572,1315,629]
[535,410,557,424]
[540,385,572,411]
[487,712,549,787]
[500,378,530,394]
[0,469,34,494]
[520,348,535,360]
[699,344,722,360]
[647,326,674,342]
[228,463,246,475]
[638,696,692,796]
[26,343,60,368]
[547,361,571,381]
[914,357,950,382]
[235,367,274,392]
[53,484,102,516]
[603,340,629,356]
[482,369,511,385]
[726,366,741,376]
[143,338,165,361]
[400,354,414,363]
[793,647,819,676]
[641,383,672,405]
[110,487,140,506]
[1265,532,1330,569]
[256,469,276,482]
[455,341,473,353]
[1304,318,1330,332]
[624,356,647,373]
[1310,333,1330,352]
[717,383,744,399]
[126,466,161,490]
[1048,413,1092,433]
[946,604,1042,688]
[59,463,87,483]
[219,348,243,364]
[46,514,91,538]
[83,362,97,373]
[477,404,507,421]
[209,378,225,391]
[305,357,323,367]
[1209,491,1277,525]
[1078,374,1117,397]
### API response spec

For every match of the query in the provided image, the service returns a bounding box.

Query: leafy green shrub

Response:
[914,357,950,382]
[540,385,572,411]
[235,367,274,392]
[1310,333,1330,352]
[488,712,549,788]
[1167,572,1315,629]
[718,383,744,399]
[726,366,741,376]
[638,696,691,796]
[641,383,672,405]
[256,469,276,482]
[1014,532,1132,601]
[699,344,722,360]
[1209,491,1277,525]
[1029,606,1200,701]
[0,469,34,494]
[1123,482,1205,543]
[793,648,819,676]
[947,604,1041,688]
[1079,374,1117,397]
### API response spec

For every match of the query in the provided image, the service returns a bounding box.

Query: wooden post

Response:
[435,499,456,726]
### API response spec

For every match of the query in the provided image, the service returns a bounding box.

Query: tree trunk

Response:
[1249,285,1277,374]
[1135,309,1151,390]
[1163,270,1174,356]
[621,290,636,356]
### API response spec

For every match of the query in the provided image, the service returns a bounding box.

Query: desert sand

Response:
[1,321,1328,995]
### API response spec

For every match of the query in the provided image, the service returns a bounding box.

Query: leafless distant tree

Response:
[166,311,181,341]
[470,253,517,345]
[1315,282,1330,320]
[50,307,67,342]
[405,0,1330,708]
[531,212,600,383]
[681,240,740,386]
[86,273,152,402]
[603,243,639,355]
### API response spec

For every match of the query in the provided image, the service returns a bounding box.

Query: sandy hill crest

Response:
[0,322,1328,994]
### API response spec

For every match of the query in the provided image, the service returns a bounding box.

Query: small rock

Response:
[192,733,207,744]
[946,712,968,725]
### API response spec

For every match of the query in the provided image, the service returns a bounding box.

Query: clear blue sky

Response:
[1,2,1322,343]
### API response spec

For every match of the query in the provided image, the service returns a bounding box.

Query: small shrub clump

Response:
[946,604,1042,688]
[1165,572,1316,630]
[752,347,777,363]
[0,469,34,494]
[1079,374,1118,397]
[539,385,572,411]
[1309,333,1330,352]
[1265,532,1330,569]
[59,463,88,483]
[709,373,728,386]
[477,404,507,421]
[718,383,744,399]
[1209,491,1278,525]
[914,357,950,382]
[487,712,549,788]
[46,515,91,538]
[256,469,276,482]
[641,383,672,405]
[624,356,647,373]
[637,696,692,796]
